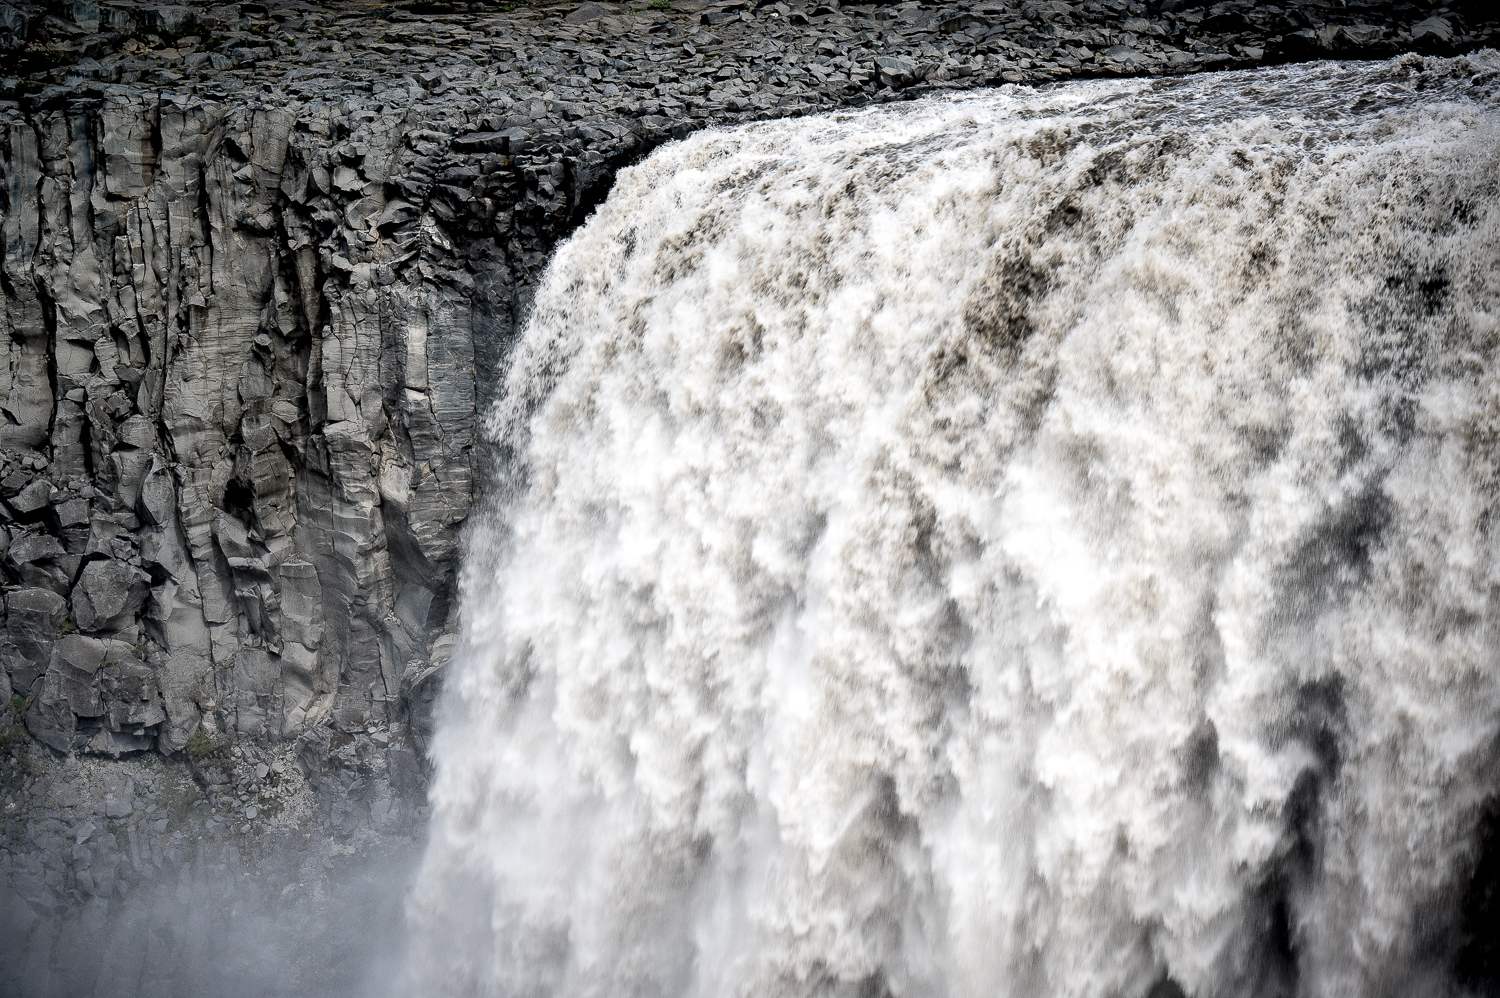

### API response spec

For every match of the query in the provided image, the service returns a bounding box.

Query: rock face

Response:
[0,742,421,998]
[6,1,1498,109]
[1,89,505,764]
[0,1,1498,986]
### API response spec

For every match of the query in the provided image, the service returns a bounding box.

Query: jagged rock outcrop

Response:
[7,95,419,756]
[0,82,623,764]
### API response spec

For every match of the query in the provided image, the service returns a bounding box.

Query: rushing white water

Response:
[408,55,1500,998]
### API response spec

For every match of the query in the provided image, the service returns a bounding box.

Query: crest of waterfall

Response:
[408,54,1500,998]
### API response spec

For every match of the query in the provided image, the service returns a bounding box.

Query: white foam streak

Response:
[410,55,1500,998]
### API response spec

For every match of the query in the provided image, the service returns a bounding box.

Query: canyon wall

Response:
[0,81,640,993]
[0,86,621,764]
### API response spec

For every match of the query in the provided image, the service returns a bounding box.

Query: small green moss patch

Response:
[185,729,228,761]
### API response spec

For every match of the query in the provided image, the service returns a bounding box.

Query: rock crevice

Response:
[0,89,560,765]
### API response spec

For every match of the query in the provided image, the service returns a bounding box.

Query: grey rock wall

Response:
[0,86,596,769]
[0,66,658,990]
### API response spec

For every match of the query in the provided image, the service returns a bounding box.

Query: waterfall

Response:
[408,54,1500,998]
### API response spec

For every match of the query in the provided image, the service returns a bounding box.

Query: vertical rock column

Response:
[0,90,485,761]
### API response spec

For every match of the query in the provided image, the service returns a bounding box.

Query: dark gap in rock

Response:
[1455,801,1500,995]
[222,477,257,526]
[36,280,58,448]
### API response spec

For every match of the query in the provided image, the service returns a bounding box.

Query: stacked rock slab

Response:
[0,88,563,763]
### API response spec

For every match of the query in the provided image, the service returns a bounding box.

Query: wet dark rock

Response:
[5,533,72,594]
[1412,15,1456,46]
[875,53,919,87]
[7,480,51,517]
[1105,44,1146,64]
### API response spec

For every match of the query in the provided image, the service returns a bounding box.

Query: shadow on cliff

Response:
[0,837,420,998]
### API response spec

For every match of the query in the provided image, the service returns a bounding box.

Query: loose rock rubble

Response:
[1,721,423,871]
[3,0,1494,108]
[0,0,1496,988]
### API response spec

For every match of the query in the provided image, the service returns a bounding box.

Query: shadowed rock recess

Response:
[0,0,1496,993]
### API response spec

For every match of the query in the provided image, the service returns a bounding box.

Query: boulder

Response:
[564,2,611,23]
[939,13,987,34]
[874,55,919,88]
[0,3,27,40]
[0,468,32,498]
[7,479,51,516]
[1410,16,1453,45]
[135,455,176,527]
[85,728,155,757]
[70,559,151,634]
[1105,44,1147,64]
[85,514,126,558]
[451,131,525,155]
[99,655,167,732]
[212,512,267,573]
[1340,23,1387,47]
[137,4,195,35]
[5,531,73,593]
[53,634,107,717]
[24,667,76,752]
[0,588,68,693]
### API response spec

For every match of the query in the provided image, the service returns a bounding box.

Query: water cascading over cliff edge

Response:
[407,54,1500,998]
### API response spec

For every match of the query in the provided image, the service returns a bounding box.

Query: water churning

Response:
[409,54,1500,998]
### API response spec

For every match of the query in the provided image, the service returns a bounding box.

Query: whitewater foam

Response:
[409,55,1500,998]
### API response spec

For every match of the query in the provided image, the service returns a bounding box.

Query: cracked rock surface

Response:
[3,0,1494,100]
[0,0,1497,990]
